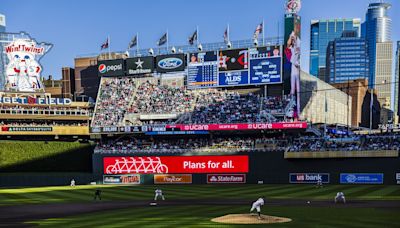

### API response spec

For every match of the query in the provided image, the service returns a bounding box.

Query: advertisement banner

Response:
[218,49,248,72]
[126,56,154,75]
[156,54,185,73]
[340,173,384,184]
[249,57,282,84]
[3,37,52,92]
[289,173,330,184]
[104,155,249,174]
[207,174,246,184]
[218,70,249,86]
[1,126,52,132]
[283,13,301,114]
[103,174,141,185]
[98,59,125,77]
[166,122,307,131]
[154,174,192,184]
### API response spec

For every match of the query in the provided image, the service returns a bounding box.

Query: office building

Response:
[62,67,76,99]
[310,18,361,80]
[326,30,369,83]
[0,14,5,32]
[395,41,400,122]
[362,2,393,112]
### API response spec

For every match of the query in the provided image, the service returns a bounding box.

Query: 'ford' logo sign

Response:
[158,58,183,70]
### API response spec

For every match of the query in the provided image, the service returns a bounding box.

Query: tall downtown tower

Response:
[362,2,393,113]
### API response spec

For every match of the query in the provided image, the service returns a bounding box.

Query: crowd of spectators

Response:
[92,77,136,127]
[186,91,265,124]
[92,78,294,127]
[0,121,88,127]
[129,81,195,114]
[94,136,287,153]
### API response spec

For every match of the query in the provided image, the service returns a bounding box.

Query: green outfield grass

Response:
[1,184,400,206]
[0,141,93,172]
[1,185,399,227]
[27,205,400,228]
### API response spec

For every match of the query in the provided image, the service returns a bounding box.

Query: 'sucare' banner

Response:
[166,122,307,131]
[104,156,249,174]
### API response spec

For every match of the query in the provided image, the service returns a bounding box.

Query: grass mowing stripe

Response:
[366,186,400,198]
[284,185,355,199]
[263,185,313,198]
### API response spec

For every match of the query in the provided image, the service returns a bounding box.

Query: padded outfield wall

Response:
[92,152,400,185]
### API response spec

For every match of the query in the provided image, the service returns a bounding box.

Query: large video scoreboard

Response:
[187,45,282,89]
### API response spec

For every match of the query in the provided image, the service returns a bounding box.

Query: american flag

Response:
[100,38,109,50]
[223,27,229,44]
[253,22,263,39]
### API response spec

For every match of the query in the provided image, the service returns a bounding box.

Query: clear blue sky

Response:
[1,0,399,79]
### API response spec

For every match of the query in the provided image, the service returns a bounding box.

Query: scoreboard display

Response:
[187,52,218,89]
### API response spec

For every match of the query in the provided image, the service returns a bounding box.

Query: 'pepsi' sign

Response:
[98,59,125,76]
[156,54,185,73]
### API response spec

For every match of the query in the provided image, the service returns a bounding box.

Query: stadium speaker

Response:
[253,38,258,46]
[227,41,232,49]
[171,46,176,53]
[197,43,203,51]
[148,48,154,55]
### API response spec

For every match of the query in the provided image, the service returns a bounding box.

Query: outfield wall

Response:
[92,152,400,185]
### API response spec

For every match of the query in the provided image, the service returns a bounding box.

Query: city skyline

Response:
[0,0,399,78]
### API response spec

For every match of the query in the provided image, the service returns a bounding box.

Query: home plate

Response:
[149,202,157,206]
[211,214,292,224]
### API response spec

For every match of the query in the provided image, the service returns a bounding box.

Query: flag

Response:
[223,27,229,44]
[157,33,167,46]
[188,30,197,45]
[253,22,263,39]
[100,38,109,50]
[129,35,137,49]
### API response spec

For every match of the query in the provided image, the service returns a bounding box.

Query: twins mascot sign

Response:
[4,38,51,92]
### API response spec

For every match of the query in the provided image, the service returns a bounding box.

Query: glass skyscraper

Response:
[395,41,400,120]
[362,2,392,110]
[0,14,5,32]
[326,31,369,84]
[310,18,361,81]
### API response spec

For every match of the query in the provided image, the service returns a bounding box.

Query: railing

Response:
[94,147,286,154]
[77,37,284,59]
[0,108,90,116]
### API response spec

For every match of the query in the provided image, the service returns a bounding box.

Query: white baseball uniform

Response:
[154,189,165,201]
[250,198,265,213]
[335,192,346,203]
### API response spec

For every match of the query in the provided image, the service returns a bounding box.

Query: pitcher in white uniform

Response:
[250,197,265,219]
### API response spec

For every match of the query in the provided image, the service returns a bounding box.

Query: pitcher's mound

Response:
[211,214,292,224]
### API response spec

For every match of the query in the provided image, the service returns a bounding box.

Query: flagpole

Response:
[262,19,265,46]
[228,23,230,42]
[108,35,111,59]
[166,29,169,53]
[136,32,139,55]
[197,26,199,46]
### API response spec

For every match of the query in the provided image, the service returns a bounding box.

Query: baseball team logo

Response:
[98,64,107,73]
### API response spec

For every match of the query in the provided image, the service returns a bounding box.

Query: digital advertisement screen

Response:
[156,54,186,73]
[98,59,125,77]
[103,155,249,174]
[126,56,154,75]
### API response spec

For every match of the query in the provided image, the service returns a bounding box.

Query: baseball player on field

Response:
[335,192,346,203]
[154,188,165,201]
[250,196,265,220]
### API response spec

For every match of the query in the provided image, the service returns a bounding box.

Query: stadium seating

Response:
[91,77,294,127]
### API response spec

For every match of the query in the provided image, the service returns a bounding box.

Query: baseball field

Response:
[0,184,399,227]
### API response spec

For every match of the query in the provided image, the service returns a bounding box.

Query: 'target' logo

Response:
[98,64,106,73]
